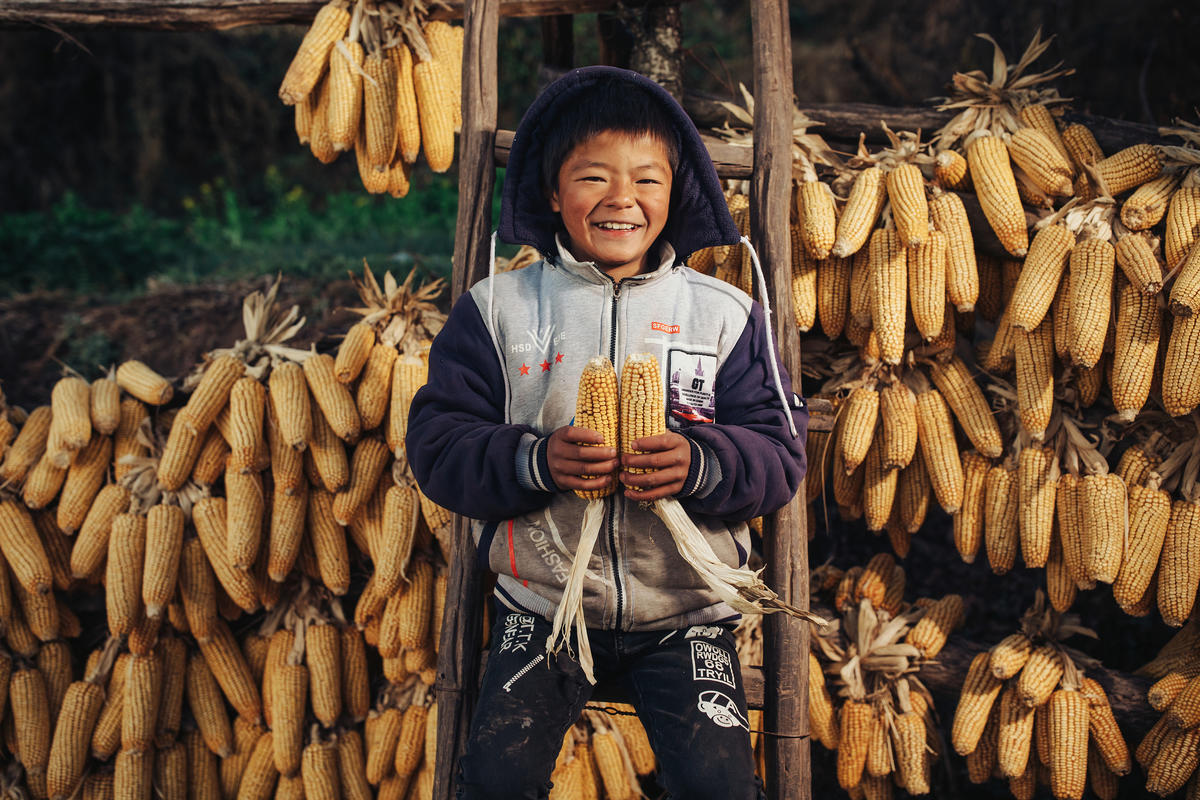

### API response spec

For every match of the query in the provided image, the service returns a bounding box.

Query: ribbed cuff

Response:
[515,433,559,494]
[679,436,722,499]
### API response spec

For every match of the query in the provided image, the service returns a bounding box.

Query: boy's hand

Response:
[620,432,691,501]
[547,426,619,494]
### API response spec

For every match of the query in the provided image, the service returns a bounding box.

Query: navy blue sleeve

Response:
[677,302,808,521]
[406,292,556,520]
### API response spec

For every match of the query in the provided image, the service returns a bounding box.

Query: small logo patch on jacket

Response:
[651,321,680,334]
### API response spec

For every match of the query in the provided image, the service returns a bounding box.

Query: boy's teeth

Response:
[597,222,636,230]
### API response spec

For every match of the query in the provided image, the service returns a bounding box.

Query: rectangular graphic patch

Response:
[691,640,737,688]
[668,349,717,426]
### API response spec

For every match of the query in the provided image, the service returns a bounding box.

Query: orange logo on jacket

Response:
[651,321,680,334]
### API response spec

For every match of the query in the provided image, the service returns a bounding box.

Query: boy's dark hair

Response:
[539,77,681,199]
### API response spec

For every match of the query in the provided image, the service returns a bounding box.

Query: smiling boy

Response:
[407,66,808,798]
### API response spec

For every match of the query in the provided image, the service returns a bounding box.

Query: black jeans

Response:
[456,610,760,799]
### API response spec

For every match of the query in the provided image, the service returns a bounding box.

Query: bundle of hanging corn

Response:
[0,268,458,798]
[1134,619,1200,797]
[278,0,463,196]
[805,554,963,799]
[545,709,657,800]
[951,592,1130,800]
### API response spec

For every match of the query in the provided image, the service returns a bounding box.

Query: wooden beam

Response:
[435,2,498,800]
[748,1,809,799]
[0,0,690,31]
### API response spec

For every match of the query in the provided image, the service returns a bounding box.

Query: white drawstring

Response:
[486,230,499,325]
[741,235,799,439]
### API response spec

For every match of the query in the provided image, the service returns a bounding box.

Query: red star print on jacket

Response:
[540,360,552,372]
[519,364,530,376]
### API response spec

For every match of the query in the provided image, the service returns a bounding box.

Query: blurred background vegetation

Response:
[0,0,1196,298]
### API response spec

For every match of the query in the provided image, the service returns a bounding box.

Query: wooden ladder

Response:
[435,3,812,797]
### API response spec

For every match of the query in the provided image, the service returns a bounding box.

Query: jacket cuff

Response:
[679,435,722,499]
[515,433,559,494]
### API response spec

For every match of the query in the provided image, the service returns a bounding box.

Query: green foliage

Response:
[0,166,477,298]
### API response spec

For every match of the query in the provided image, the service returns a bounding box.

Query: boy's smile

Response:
[549,131,673,282]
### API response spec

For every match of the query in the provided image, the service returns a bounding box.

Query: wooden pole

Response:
[434,1,498,798]
[749,1,810,799]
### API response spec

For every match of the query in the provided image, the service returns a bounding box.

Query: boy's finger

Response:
[630,433,679,452]
[555,457,619,475]
[622,450,685,470]
[563,426,608,445]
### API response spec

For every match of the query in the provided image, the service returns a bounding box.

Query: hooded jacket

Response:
[407,66,808,631]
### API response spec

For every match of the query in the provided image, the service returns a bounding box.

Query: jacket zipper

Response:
[608,279,624,630]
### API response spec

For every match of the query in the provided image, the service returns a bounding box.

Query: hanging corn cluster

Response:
[1134,619,1200,797]
[545,709,657,800]
[278,0,464,195]
[0,267,458,798]
[951,592,1130,800]
[801,556,962,798]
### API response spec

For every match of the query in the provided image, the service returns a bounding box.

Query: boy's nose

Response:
[604,178,635,206]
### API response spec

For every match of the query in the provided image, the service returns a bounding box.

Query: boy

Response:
[407,66,808,799]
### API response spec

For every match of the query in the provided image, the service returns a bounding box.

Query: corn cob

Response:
[186,728,221,800]
[897,449,931,533]
[1017,445,1056,568]
[0,404,51,485]
[1058,123,1103,175]
[306,622,342,728]
[1159,499,1200,627]
[790,228,818,332]
[1123,174,1180,230]
[180,355,244,435]
[326,38,363,152]
[179,538,217,643]
[301,734,340,800]
[91,652,130,760]
[1046,533,1077,612]
[113,747,152,800]
[1018,104,1071,161]
[1114,232,1165,295]
[413,52,455,173]
[1008,127,1074,196]
[238,729,279,800]
[1009,224,1074,332]
[363,50,398,170]
[12,665,51,782]
[105,512,146,635]
[307,397,350,490]
[934,149,971,190]
[1013,321,1055,441]
[906,593,963,658]
[968,133,1029,257]
[354,343,397,431]
[998,684,1036,778]
[862,436,897,532]
[929,357,1002,459]
[864,706,892,778]
[341,626,370,723]
[1077,677,1130,776]
[47,375,91,467]
[816,253,850,339]
[1081,473,1127,585]
[140,504,183,620]
[115,360,173,406]
[892,711,929,794]
[833,167,886,259]
[867,228,907,365]
[1165,184,1200,268]
[837,699,873,789]
[21,449,67,510]
[915,388,964,513]
[1114,485,1171,612]
[1164,311,1200,416]
[192,497,259,613]
[197,619,262,722]
[1046,689,1089,799]
[222,718,266,799]
[154,636,186,748]
[387,355,427,458]
[388,44,421,164]
[308,487,351,595]
[308,73,338,165]
[1078,143,1162,199]
[887,163,929,247]
[305,354,361,444]
[797,178,836,259]
[954,450,989,564]
[268,362,312,451]
[278,1,351,105]
[1016,644,1064,708]
[1111,275,1161,421]
[338,729,372,800]
[89,377,120,437]
[121,652,161,752]
[333,437,389,525]
[839,385,880,478]
[985,462,1019,575]
[273,661,307,775]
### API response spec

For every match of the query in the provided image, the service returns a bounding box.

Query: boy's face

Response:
[549,130,673,282]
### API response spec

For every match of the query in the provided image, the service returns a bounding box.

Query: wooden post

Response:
[435,1,498,799]
[749,1,810,799]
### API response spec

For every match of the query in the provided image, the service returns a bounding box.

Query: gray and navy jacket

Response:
[406,66,808,632]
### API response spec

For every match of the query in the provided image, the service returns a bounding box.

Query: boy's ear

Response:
[548,188,561,213]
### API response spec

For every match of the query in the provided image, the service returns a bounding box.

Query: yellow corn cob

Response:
[49,375,92,466]
[353,343,397,431]
[308,73,338,164]
[897,449,931,533]
[424,20,461,128]
[984,463,1020,575]
[36,639,70,722]
[987,634,1033,683]
[363,50,398,169]
[867,228,907,365]
[1013,320,1055,441]
[934,148,971,190]
[1111,275,1161,421]
[967,133,1029,257]
[808,651,839,750]
[1018,446,1056,569]
[853,552,894,608]
[619,353,666,480]
[192,497,259,613]
[1114,485,1171,612]
[155,636,186,748]
[386,355,427,458]
[864,706,892,778]
[837,699,873,789]
[272,662,307,775]
[326,38,363,152]
[1164,311,1200,417]
[112,399,148,482]
[838,387,879,480]
[791,226,818,332]
[1158,499,1200,627]
[227,377,265,475]
[815,252,851,339]
[892,711,929,794]
[262,627,292,729]
[90,653,129,760]
[862,437,897,532]
[1114,232,1165,295]
[308,398,350,491]
[113,747,153,799]
[1009,224,1074,331]
[179,538,218,644]
[121,652,161,752]
[337,729,372,800]
[12,665,51,782]
[387,44,421,164]
[1165,184,1200,269]
[238,729,280,800]
[1054,473,1090,590]
[21,449,67,510]
[153,740,187,800]
[413,54,455,173]
[1059,123,1104,174]
[115,360,173,406]
[1019,104,1071,162]
[953,450,989,564]
[929,357,1002,458]
[142,504,183,619]
[1081,473,1127,585]
[1077,677,1130,776]
[104,512,145,635]
[928,190,978,312]
[833,167,887,258]
[797,178,836,259]
[55,433,110,534]
[1123,173,1180,230]
[278,1,351,104]
[305,354,361,444]
[335,322,375,384]
[268,362,312,451]
[1065,238,1115,368]
[0,404,51,485]
[1015,644,1064,709]
[333,437,390,525]
[90,377,120,436]
[906,593,963,658]
[1047,689,1089,799]
[998,684,1036,778]
[907,229,946,340]
[342,627,370,723]
[180,355,244,435]
[308,487,351,595]
[1008,127,1074,196]
[915,388,964,513]
[199,618,262,722]
[1147,726,1200,795]
[46,679,105,799]
[190,428,228,487]
[1170,239,1200,318]
[887,163,929,247]
[307,622,342,728]
[1078,143,1162,199]
[185,728,221,800]
[301,735,340,800]
[366,706,402,784]
[377,485,419,594]
[221,717,266,798]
